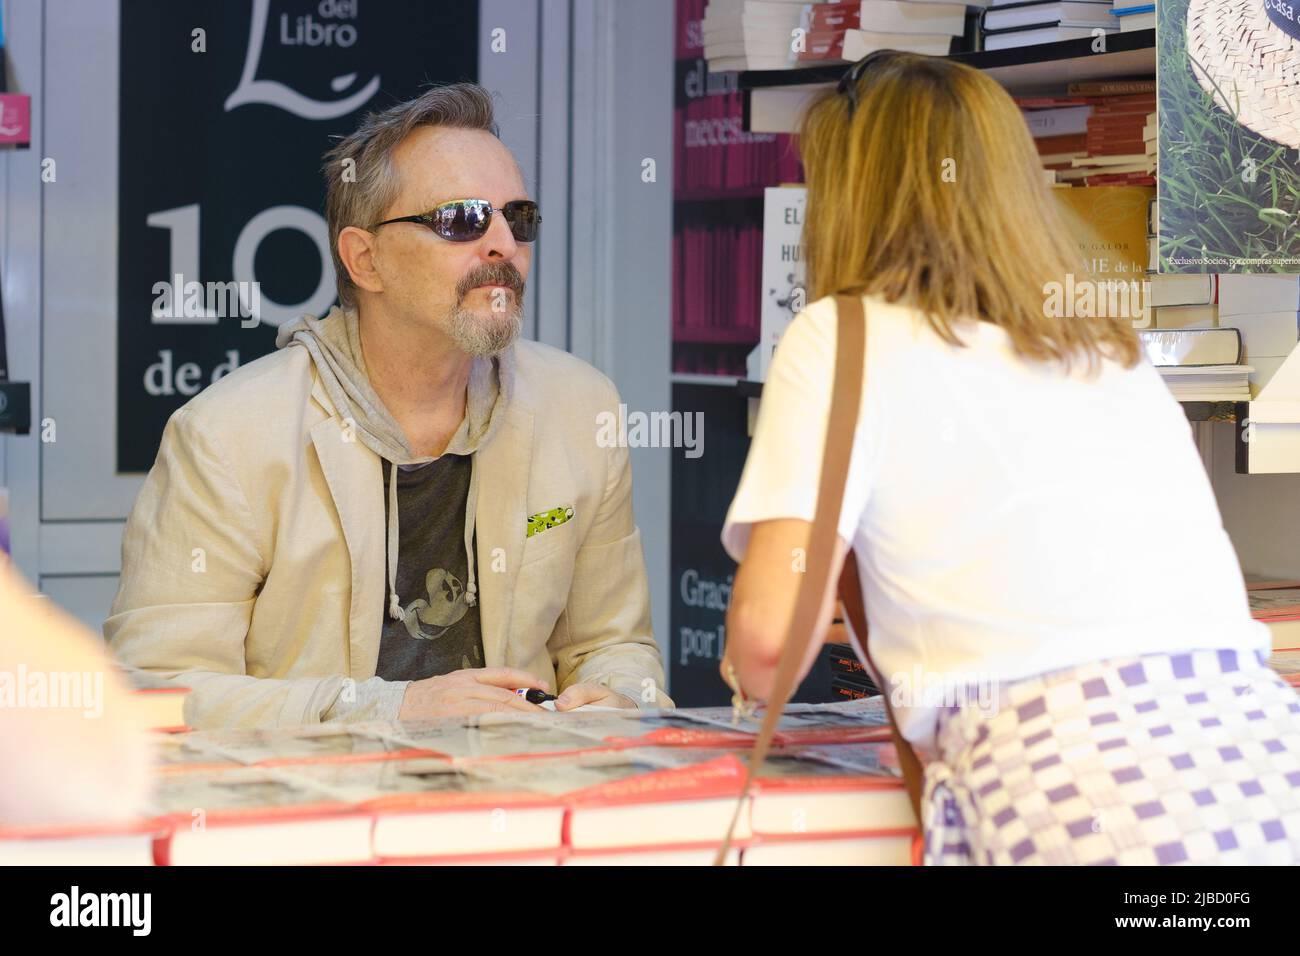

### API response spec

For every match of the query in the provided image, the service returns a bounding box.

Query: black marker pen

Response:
[514,687,556,705]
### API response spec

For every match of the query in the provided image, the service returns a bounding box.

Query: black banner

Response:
[117,0,478,471]
[669,382,832,706]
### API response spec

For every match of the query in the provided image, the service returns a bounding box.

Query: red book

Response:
[1088,117,1152,131]
[1016,96,1093,109]
[1084,173,1156,186]
[1086,130,1150,144]
[1084,145,1150,157]
[1068,80,1156,96]
[745,743,914,842]
[360,787,564,861]
[1085,140,1149,153]
[1036,133,1088,154]
[1093,93,1157,109]
[797,29,846,61]
[563,754,750,849]
[808,1,863,31]
[150,767,376,866]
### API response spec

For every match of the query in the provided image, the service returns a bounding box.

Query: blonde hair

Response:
[797,52,1140,373]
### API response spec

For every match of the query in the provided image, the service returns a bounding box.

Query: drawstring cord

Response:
[464,454,479,607]
[386,461,405,622]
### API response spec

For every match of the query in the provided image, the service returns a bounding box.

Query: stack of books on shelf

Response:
[1140,272,1299,399]
[1139,267,1255,409]
[1140,324,1252,403]
[1024,95,1093,182]
[0,700,918,866]
[838,1,974,63]
[979,0,1117,52]
[793,0,861,62]
[1111,0,1155,32]
[1078,91,1155,185]
[1021,81,1155,186]
[703,0,835,71]
[1147,274,1218,329]
[704,0,984,72]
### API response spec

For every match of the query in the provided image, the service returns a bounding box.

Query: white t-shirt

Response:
[721,294,1269,752]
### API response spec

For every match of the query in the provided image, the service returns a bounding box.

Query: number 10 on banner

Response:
[147,203,337,328]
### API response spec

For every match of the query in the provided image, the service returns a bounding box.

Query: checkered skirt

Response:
[922,648,1300,865]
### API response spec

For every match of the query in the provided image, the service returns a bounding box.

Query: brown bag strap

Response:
[838,549,925,822]
[716,293,920,865]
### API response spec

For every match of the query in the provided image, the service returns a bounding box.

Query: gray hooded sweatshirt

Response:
[275,304,515,646]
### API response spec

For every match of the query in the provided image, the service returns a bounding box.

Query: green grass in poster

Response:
[1158,0,1300,272]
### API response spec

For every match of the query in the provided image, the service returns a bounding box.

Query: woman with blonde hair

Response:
[720,51,1300,865]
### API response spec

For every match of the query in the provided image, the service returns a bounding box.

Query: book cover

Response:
[1053,186,1156,324]
[758,186,808,381]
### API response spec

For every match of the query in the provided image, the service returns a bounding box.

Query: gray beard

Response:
[444,300,524,356]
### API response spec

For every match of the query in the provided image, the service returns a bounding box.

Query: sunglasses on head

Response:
[836,49,904,119]
[372,198,542,243]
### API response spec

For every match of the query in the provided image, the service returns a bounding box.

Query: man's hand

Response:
[553,682,639,712]
[398,667,550,720]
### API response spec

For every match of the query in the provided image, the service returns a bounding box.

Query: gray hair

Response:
[322,82,500,308]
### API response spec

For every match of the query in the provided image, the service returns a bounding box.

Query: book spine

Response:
[1068,79,1157,95]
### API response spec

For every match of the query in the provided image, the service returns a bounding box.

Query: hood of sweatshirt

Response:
[275,304,515,625]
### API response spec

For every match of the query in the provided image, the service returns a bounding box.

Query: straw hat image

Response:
[1187,0,1300,149]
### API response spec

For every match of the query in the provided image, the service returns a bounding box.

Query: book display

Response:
[0,700,918,866]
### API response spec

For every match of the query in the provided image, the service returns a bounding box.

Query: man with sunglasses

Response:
[106,83,672,728]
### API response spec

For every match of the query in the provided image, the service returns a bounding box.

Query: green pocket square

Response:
[527,505,575,538]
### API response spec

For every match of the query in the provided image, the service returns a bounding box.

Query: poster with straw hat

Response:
[1159,0,1300,272]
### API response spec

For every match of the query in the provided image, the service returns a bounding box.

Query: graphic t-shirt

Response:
[375,457,483,681]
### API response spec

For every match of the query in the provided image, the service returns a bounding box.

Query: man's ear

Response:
[337,225,385,296]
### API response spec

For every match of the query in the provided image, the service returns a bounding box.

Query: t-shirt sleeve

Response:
[721,297,875,563]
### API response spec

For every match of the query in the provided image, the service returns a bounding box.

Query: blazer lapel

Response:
[474,402,534,667]
[309,379,385,680]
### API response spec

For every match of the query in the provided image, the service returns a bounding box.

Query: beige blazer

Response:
[106,339,672,728]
